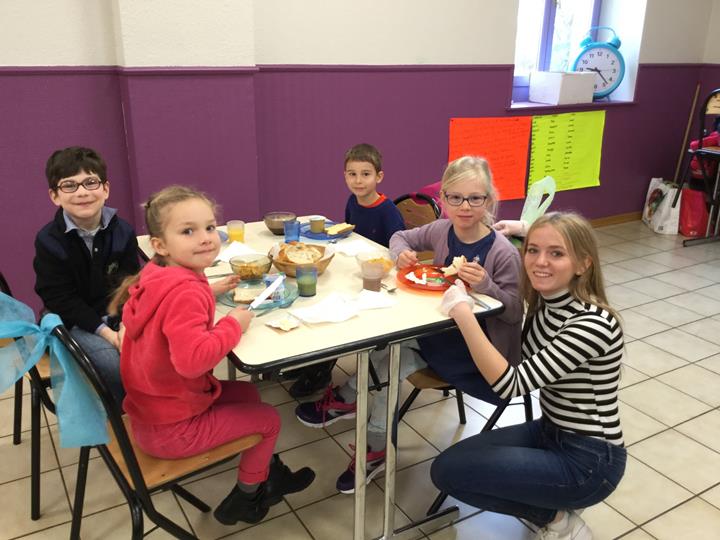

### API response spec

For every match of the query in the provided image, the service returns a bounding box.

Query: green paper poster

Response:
[528,111,605,191]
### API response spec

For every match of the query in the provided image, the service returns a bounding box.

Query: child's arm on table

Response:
[389,223,436,268]
[209,275,242,296]
[162,288,247,378]
[460,246,523,325]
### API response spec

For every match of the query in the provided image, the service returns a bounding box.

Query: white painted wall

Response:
[0,0,117,66]
[703,0,720,63]
[253,0,518,64]
[112,0,255,67]
[599,0,647,101]
[0,0,717,67]
[640,0,713,63]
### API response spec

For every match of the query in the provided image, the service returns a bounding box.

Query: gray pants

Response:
[70,327,125,407]
[345,339,427,434]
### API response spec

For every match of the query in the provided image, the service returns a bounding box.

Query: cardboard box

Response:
[529,71,595,105]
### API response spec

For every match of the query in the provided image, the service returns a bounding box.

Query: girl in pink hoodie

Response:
[114,185,313,525]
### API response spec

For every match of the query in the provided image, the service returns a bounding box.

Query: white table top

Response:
[138,219,503,373]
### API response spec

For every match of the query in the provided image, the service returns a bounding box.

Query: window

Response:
[513,0,601,102]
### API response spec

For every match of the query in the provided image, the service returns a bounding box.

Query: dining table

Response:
[138,218,504,539]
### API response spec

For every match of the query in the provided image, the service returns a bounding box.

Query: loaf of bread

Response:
[277,242,324,264]
[325,222,354,236]
[441,255,467,277]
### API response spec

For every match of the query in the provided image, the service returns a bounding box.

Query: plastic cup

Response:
[309,215,326,234]
[361,261,385,292]
[296,266,318,297]
[284,219,300,243]
[227,220,245,243]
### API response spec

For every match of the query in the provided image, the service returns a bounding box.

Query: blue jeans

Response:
[430,418,627,526]
[70,327,125,407]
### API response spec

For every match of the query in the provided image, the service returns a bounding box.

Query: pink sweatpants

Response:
[131,381,281,484]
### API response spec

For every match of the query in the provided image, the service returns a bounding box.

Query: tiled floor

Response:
[1,221,720,539]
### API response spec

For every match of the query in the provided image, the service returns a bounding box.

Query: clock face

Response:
[573,45,624,97]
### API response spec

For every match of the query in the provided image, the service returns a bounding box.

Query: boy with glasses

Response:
[33,146,140,404]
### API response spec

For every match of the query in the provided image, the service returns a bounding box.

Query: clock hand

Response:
[589,67,609,84]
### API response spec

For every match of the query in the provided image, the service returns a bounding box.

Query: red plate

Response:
[396,265,452,292]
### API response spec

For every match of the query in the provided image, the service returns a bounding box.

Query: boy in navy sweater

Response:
[289,144,405,398]
[343,143,405,246]
[34,147,140,404]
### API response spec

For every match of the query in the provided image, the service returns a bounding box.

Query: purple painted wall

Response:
[119,69,261,230]
[1,63,718,314]
[0,69,133,311]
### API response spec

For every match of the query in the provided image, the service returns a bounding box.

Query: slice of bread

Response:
[441,255,467,277]
[325,222,354,236]
[233,287,260,304]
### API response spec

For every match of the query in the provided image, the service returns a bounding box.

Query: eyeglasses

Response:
[56,177,105,193]
[443,192,488,207]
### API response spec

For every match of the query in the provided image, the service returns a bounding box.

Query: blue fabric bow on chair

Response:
[0,292,108,447]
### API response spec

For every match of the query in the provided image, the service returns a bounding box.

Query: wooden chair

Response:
[51,325,263,540]
[0,271,54,520]
[393,192,441,263]
[398,367,467,424]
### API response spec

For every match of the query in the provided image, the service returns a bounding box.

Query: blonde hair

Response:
[521,212,620,323]
[440,156,498,225]
[108,185,218,315]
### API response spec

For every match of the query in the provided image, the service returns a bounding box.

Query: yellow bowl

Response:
[263,211,297,235]
[229,254,272,281]
[268,243,335,277]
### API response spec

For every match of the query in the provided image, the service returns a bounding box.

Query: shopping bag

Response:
[679,188,709,237]
[521,176,556,225]
[642,177,680,235]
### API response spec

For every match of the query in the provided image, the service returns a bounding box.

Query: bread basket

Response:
[268,242,335,277]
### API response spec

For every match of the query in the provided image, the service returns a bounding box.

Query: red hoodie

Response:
[121,262,241,424]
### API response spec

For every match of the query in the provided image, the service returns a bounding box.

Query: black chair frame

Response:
[51,325,240,540]
[673,87,720,246]
[426,393,534,515]
[393,192,441,220]
[1,271,56,520]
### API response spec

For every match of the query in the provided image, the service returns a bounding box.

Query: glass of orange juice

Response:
[227,220,245,243]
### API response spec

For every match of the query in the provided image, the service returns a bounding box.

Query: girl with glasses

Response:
[295,155,523,494]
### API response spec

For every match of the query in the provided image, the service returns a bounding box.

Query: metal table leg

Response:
[354,350,370,540]
[381,343,401,538]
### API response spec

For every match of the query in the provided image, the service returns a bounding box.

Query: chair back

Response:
[393,192,441,230]
[697,89,720,150]
[0,271,12,296]
[50,325,151,495]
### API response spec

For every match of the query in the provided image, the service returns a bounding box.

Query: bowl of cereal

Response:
[229,254,272,281]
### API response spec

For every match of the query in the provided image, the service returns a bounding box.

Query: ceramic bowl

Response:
[263,211,297,235]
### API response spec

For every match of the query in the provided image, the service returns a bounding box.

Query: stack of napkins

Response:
[216,241,258,262]
[290,291,396,324]
[334,239,377,257]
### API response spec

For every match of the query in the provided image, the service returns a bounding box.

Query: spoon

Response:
[381,282,397,293]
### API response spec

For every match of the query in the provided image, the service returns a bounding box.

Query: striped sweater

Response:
[491,290,624,446]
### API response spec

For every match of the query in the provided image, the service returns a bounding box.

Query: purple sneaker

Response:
[336,445,386,494]
[295,385,357,428]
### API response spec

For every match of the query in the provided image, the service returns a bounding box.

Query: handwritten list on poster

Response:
[528,111,605,191]
[449,116,532,201]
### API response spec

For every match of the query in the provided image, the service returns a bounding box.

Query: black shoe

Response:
[262,454,316,506]
[288,363,334,398]
[214,485,268,525]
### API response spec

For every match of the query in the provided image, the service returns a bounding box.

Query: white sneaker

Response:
[535,511,592,540]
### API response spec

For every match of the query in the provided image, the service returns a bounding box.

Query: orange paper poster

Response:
[449,116,532,201]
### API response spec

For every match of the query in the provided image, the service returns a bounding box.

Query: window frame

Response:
[513,0,603,90]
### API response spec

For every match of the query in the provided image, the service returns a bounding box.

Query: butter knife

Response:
[248,275,285,311]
